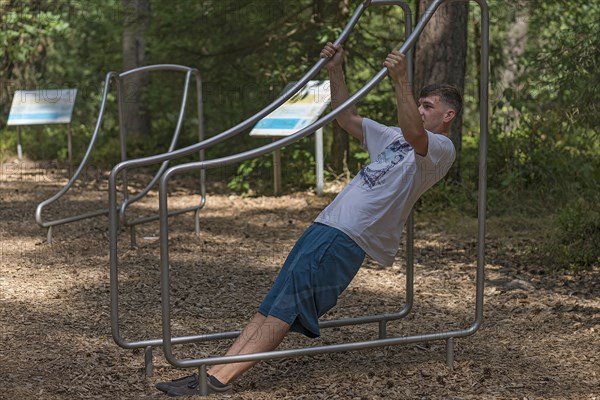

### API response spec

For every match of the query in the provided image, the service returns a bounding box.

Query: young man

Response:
[157,42,460,396]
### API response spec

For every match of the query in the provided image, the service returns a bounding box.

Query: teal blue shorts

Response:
[258,223,365,338]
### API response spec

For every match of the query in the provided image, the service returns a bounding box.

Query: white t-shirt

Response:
[314,118,455,266]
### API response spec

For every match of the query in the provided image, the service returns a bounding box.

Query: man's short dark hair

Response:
[419,84,463,115]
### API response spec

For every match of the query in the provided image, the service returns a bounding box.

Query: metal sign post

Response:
[250,81,331,196]
[7,89,77,162]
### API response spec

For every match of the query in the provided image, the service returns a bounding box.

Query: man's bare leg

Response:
[209,315,291,385]
[208,312,266,377]
[156,313,285,394]
[222,313,268,356]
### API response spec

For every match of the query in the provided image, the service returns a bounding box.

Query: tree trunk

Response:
[329,0,350,177]
[122,0,151,138]
[500,4,528,131]
[415,0,468,183]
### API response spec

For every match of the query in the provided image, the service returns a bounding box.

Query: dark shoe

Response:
[167,375,232,397]
[156,374,198,393]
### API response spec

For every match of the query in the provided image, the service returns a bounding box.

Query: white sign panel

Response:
[250,81,331,137]
[7,89,77,126]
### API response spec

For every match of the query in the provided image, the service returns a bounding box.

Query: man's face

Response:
[417,95,451,135]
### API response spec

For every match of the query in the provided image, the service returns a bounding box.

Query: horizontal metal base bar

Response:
[125,205,203,227]
[165,325,475,368]
[320,308,410,329]
[115,308,409,350]
[40,208,109,228]
[118,331,241,349]
[40,204,201,232]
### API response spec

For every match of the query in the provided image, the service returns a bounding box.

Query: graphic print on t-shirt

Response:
[359,138,413,189]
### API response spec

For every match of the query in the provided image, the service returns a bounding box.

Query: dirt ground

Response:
[1,159,599,400]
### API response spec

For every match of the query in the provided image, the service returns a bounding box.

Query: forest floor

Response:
[1,159,599,400]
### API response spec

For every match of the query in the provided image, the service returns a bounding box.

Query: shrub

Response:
[543,198,600,271]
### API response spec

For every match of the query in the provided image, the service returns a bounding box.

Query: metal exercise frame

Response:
[35,65,206,245]
[109,0,413,377]
[109,0,489,387]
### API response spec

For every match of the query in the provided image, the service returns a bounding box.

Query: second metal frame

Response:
[35,65,206,245]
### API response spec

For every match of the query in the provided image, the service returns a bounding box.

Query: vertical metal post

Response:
[315,127,324,196]
[130,226,137,249]
[405,211,414,309]
[272,139,282,195]
[195,208,201,235]
[196,71,206,235]
[16,126,23,159]
[144,346,153,377]
[117,77,129,164]
[198,366,208,396]
[475,0,490,336]
[378,320,387,339]
[446,337,454,369]
[403,1,415,317]
[116,77,132,245]
[67,123,73,164]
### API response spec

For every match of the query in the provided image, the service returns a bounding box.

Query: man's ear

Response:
[443,109,456,123]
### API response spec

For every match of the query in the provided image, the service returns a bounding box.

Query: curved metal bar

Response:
[157,0,442,176]
[159,0,448,367]
[159,0,489,370]
[118,69,195,222]
[122,67,208,228]
[107,3,368,184]
[118,64,196,77]
[35,71,118,228]
[152,0,444,178]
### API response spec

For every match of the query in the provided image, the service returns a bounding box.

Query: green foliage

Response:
[542,199,600,271]
[226,139,319,194]
[477,1,600,270]
[0,3,69,85]
[227,157,268,193]
[484,1,599,210]
[520,1,600,133]
[0,2,68,130]
[1,0,598,271]
[0,1,123,162]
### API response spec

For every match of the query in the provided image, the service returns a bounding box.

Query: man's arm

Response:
[320,42,364,142]
[384,51,429,156]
